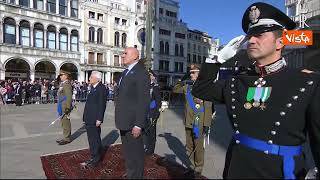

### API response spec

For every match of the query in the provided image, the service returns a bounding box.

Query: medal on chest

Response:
[244,77,272,110]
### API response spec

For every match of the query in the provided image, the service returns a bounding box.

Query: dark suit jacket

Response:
[115,62,150,130]
[83,82,107,125]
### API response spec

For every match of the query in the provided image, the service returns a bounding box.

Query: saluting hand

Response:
[132,127,141,138]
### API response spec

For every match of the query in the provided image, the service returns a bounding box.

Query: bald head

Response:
[121,47,140,66]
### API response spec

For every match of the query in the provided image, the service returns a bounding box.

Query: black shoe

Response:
[121,173,127,178]
[194,172,202,178]
[184,169,195,178]
[56,139,63,143]
[81,160,99,168]
[57,139,71,145]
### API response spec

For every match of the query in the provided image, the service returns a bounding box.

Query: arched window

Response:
[89,27,95,42]
[97,28,103,44]
[121,33,127,47]
[19,20,30,46]
[59,28,68,50]
[114,31,120,47]
[19,0,29,7]
[47,25,56,49]
[70,30,78,51]
[165,42,169,55]
[180,44,184,57]
[34,23,44,48]
[3,17,16,44]
[175,44,179,56]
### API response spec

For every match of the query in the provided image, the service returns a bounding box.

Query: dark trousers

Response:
[86,125,102,163]
[120,130,144,179]
[15,95,22,106]
[144,118,157,154]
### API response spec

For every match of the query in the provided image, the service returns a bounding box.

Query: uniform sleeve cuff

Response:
[134,126,141,130]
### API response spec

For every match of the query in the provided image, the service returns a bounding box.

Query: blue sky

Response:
[179,0,286,45]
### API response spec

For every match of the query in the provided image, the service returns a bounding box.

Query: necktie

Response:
[119,69,128,85]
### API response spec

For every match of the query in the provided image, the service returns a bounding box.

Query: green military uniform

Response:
[57,78,73,142]
[173,81,213,174]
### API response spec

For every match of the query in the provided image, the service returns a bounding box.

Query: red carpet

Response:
[40,144,206,179]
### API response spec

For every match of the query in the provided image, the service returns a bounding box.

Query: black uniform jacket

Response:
[192,60,320,178]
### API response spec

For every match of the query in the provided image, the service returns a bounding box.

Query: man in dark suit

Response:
[80,71,107,168]
[115,47,150,178]
[14,82,23,106]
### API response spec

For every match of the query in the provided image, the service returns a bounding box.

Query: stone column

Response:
[106,71,111,84]
[30,28,33,47]
[0,21,3,43]
[111,72,114,83]
[67,32,70,51]
[0,68,5,80]
[78,70,85,83]
[55,70,59,78]
[30,69,35,81]
[56,0,59,14]
[30,0,33,9]
[56,31,59,49]
[43,30,47,48]
[16,25,19,45]
[67,0,71,17]
[43,0,47,11]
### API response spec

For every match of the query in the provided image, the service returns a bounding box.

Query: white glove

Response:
[206,35,246,64]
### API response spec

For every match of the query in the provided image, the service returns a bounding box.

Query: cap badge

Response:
[249,6,261,24]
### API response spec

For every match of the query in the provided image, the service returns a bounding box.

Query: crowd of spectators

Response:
[0,78,116,105]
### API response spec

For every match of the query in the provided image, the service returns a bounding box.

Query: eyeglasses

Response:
[190,71,199,74]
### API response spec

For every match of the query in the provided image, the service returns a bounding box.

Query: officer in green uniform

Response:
[56,70,73,145]
[172,64,213,178]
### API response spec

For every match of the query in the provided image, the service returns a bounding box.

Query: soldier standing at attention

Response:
[56,70,73,145]
[192,2,320,179]
[173,64,213,178]
[144,69,162,155]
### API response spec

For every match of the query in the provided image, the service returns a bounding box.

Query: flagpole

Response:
[145,0,153,69]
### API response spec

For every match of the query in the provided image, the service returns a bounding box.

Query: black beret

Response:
[242,2,296,35]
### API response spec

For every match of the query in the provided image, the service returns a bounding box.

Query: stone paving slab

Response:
[0,102,267,179]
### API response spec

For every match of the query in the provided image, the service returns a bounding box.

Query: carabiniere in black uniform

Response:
[192,2,320,179]
[192,56,320,179]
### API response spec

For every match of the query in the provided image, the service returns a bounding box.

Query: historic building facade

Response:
[79,0,147,83]
[0,0,147,82]
[0,0,81,81]
[0,0,219,83]
[151,0,188,87]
